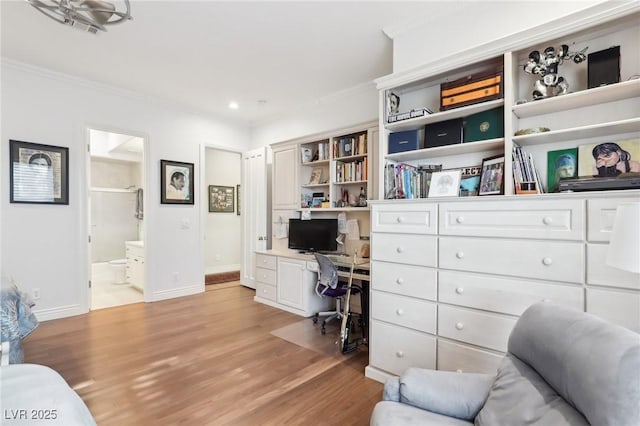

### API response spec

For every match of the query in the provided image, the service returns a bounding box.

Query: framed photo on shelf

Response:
[9,139,69,205]
[428,170,462,198]
[577,138,640,177]
[209,185,234,213]
[161,159,194,205]
[478,155,505,195]
[309,167,322,185]
[459,166,482,196]
[547,148,578,192]
[311,197,323,208]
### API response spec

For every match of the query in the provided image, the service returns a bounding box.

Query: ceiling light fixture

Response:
[25,0,132,34]
[228,102,239,110]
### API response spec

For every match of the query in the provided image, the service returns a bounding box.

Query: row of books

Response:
[335,158,368,183]
[333,133,367,158]
[512,145,544,194]
[301,141,330,163]
[384,162,442,199]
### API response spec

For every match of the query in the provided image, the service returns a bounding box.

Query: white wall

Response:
[1,60,250,320]
[204,148,241,273]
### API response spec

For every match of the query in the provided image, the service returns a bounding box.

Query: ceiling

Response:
[0,1,463,127]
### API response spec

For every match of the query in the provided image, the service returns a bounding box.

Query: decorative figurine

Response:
[523,44,588,100]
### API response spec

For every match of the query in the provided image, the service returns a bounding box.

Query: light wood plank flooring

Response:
[23,283,383,425]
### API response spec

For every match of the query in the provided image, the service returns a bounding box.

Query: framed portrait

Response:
[309,167,322,185]
[547,148,578,192]
[428,169,462,198]
[478,154,505,196]
[577,138,640,177]
[459,166,482,196]
[10,140,69,205]
[161,160,194,205]
[236,184,241,215]
[209,185,234,213]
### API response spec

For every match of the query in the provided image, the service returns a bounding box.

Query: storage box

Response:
[464,107,504,143]
[424,118,463,148]
[388,129,421,154]
[440,68,503,111]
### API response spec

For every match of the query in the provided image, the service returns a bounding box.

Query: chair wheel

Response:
[321,325,326,335]
[312,314,318,324]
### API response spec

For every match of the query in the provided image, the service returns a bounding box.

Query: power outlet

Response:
[32,288,41,300]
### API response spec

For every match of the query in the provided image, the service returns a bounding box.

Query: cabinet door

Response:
[241,147,267,289]
[277,258,305,310]
[272,146,299,210]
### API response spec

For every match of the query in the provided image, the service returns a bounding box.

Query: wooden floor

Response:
[23,283,383,425]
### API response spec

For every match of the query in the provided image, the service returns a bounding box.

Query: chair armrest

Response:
[385,367,495,421]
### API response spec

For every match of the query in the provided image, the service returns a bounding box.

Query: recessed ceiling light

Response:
[228,102,239,110]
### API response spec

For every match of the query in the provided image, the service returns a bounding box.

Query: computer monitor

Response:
[288,219,338,253]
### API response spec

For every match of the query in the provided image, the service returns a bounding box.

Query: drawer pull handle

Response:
[456,251,464,259]
[396,350,404,358]
[396,278,404,285]
[542,257,553,266]
[263,289,268,294]
[455,322,464,330]
[542,217,553,225]
[455,287,464,295]
[396,308,404,316]
[456,216,464,224]
[396,247,404,253]
[397,216,405,223]
[456,369,463,373]
[262,259,267,263]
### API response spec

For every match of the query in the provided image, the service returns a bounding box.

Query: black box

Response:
[588,46,620,89]
[424,118,463,148]
[388,129,421,154]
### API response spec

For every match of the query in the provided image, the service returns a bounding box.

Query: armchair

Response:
[371,302,640,425]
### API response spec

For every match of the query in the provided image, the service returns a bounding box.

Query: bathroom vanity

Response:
[125,241,145,292]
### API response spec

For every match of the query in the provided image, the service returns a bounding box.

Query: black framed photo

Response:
[10,140,69,205]
[161,160,194,204]
[478,154,505,195]
[236,184,241,216]
[209,185,234,213]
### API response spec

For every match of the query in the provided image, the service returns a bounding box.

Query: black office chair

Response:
[312,253,360,335]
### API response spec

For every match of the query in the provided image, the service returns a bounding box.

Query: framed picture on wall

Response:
[236,184,241,215]
[161,159,194,204]
[9,139,69,205]
[209,185,234,213]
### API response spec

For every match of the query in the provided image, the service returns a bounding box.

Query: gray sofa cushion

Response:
[371,401,472,426]
[475,354,588,425]
[508,303,640,426]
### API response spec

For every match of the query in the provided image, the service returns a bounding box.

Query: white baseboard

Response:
[365,365,395,384]
[205,264,241,274]
[34,304,88,321]
[149,284,203,302]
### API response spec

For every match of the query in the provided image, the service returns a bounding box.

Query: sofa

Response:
[370,302,640,425]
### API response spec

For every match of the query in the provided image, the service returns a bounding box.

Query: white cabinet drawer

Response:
[587,244,640,290]
[371,261,436,301]
[439,237,584,283]
[371,202,437,234]
[439,200,584,240]
[125,244,144,258]
[586,288,640,333]
[371,233,437,267]
[256,253,277,270]
[437,339,503,375]
[439,270,583,316]
[371,291,436,333]
[587,196,640,242]
[255,267,277,286]
[370,320,436,376]
[438,305,517,353]
[256,283,277,301]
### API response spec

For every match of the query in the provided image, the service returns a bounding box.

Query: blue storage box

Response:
[388,130,421,154]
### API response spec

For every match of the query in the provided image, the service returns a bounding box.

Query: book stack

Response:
[333,133,367,158]
[335,158,368,183]
[384,161,442,199]
[317,141,330,160]
[512,145,544,194]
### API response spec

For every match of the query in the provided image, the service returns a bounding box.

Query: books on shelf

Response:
[387,107,433,123]
[384,161,442,199]
[512,145,544,194]
[335,157,368,183]
[333,133,367,158]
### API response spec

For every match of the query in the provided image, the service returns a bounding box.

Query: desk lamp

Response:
[606,202,640,274]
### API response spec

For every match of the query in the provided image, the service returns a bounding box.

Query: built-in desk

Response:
[254,250,370,318]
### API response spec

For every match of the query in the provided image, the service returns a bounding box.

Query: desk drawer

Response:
[371,261,436,301]
[438,305,517,353]
[437,339,502,374]
[587,196,639,242]
[256,253,277,270]
[255,267,277,286]
[587,244,640,290]
[370,320,436,376]
[439,199,583,240]
[586,288,640,333]
[439,270,583,316]
[371,233,437,267]
[256,283,276,301]
[371,203,437,234]
[439,237,584,283]
[371,291,436,333]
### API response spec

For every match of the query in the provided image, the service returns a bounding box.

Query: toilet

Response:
[108,259,128,284]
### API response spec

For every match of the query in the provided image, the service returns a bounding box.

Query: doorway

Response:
[88,128,146,310]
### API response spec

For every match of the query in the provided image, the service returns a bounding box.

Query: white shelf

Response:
[512,118,640,146]
[386,138,504,162]
[386,99,504,132]
[300,207,370,212]
[334,153,368,162]
[334,180,368,185]
[512,79,640,118]
[301,183,330,188]
[301,159,330,166]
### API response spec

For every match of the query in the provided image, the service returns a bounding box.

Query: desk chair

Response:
[312,253,360,335]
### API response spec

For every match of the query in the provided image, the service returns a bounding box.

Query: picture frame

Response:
[161,159,194,205]
[428,169,462,198]
[547,148,578,192]
[459,166,482,196]
[9,139,69,205]
[577,138,640,177]
[309,167,322,185]
[478,154,505,195]
[311,197,324,208]
[236,184,241,216]
[209,185,234,213]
